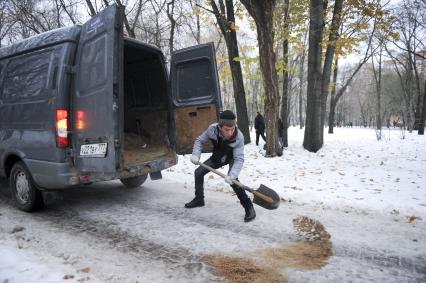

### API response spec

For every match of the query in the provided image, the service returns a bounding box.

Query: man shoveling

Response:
[184,110,256,222]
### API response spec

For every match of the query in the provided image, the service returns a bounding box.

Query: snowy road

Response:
[1,176,425,283]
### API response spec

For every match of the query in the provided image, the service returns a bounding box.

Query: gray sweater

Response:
[192,123,245,179]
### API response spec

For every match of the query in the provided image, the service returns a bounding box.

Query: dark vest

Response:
[209,126,237,164]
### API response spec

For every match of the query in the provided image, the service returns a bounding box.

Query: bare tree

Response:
[372,45,383,140]
[319,0,344,137]
[115,0,144,38]
[199,0,251,144]
[279,0,290,147]
[9,0,53,34]
[241,0,281,156]
[85,0,97,16]
[166,0,177,55]
[188,0,201,44]
[298,31,308,129]
[0,0,11,47]
[56,0,79,25]
[387,0,426,134]
[328,19,376,134]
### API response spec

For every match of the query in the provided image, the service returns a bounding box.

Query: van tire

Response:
[120,175,148,188]
[10,162,44,212]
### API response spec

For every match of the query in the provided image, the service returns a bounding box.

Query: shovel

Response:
[197,161,280,210]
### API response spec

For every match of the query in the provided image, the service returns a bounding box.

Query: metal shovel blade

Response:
[253,184,280,210]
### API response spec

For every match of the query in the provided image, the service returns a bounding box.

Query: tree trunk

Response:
[374,48,383,140]
[210,0,251,144]
[328,58,338,134]
[196,5,201,44]
[413,56,422,130]
[320,0,344,139]
[167,0,176,56]
[328,99,336,133]
[85,0,97,16]
[406,54,415,133]
[298,43,306,129]
[419,79,426,135]
[241,0,280,156]
[303,0,324,153]
[280,0,290,148]
[115,0,136,38]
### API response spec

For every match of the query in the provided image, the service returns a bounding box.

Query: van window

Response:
[175,58,214,104]
[77,36,107,96]
[2,50,51,102]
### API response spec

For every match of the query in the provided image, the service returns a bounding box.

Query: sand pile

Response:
[204,216,332,283]
[203,255,279,283]
[292,216,331,242]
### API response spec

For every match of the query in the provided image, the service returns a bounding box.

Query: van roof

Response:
[0,26,81,60]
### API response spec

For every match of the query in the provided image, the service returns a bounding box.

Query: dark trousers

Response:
[255,130,266,145]
[194,157,252,208]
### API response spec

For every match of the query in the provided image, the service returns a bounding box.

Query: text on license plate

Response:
[80,143,107,157]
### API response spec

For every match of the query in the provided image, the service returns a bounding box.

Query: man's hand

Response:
[190,155,199,165]
[224,176,235,185]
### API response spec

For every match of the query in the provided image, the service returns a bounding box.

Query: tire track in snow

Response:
[33,206,211,275]
[42,200,426,282]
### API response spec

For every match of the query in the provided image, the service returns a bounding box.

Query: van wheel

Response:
[120,175,148,188]
[10,162,44,212]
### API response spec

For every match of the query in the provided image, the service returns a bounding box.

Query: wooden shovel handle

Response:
[197,161,274,204]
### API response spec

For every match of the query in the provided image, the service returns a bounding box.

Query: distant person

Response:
[254,111,266,146]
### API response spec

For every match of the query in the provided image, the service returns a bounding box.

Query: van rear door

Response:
[170,43,222,154]
[72,5,124,172]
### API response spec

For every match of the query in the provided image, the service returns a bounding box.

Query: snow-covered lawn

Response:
[167,127,426,219]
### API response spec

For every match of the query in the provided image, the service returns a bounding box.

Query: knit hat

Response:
[219,110,236,127]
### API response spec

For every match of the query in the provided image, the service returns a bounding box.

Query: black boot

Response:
[244,205,256,222]
[185,197,205,208]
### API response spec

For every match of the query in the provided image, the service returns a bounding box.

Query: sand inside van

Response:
[123,133,170,165]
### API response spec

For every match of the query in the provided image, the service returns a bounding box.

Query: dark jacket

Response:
[254,113,265,132]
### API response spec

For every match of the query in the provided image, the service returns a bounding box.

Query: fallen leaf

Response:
[407,216,422,223]
[79,267,91,273]
[63,275,75,280]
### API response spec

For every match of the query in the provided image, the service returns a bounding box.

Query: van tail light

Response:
[76,110,85,130]
[56,109,69,148]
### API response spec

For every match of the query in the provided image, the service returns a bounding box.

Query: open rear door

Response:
[171,43,222,154]
[72,5,124,172]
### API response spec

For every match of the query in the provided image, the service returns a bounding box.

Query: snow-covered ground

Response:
[169,127,426,219]
[0,127,425,283]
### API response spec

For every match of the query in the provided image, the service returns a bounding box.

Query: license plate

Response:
[80,143,107,157]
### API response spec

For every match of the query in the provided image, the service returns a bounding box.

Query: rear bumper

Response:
[24,159,81,189]
[118,152,177,179]
[24,152,178,189]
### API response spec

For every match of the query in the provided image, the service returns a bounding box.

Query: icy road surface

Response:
[1,177,425,283]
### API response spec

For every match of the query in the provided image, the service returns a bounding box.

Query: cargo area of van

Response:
[122,39,172,167]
